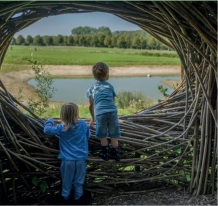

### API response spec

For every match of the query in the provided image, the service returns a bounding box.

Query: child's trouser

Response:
[60,160,86,200]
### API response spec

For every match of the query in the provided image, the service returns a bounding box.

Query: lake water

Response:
[28,76,180,104]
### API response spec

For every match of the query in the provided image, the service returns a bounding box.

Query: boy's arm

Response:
[44,119,62,135]
[86,122,92,139]
[88,98,95,127]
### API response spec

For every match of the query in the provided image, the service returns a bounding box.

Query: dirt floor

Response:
[45,186,216,205]
[6,186,217,205]
[0,64,181,104]
[42,185,217,205]
[91,188,217,205]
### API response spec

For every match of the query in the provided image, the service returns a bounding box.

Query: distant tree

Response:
[97,34,106,47]
[16,35,25,45]
[67,36,74,46]
[52,36,58,46]
[91,35,99,47]
[25,35,33,45]
[63,36,68,46]
[84,26,97,35]
[73,36,79,46]
[42,35,53,46]
[33,35,43,46]
[160,42,169,50]
[52,35,64,46]
[71,26,97,36]
[140,37,147,49]
[104,35,112,48]
[117,35,127,48]
[85,35,92,47]
[111,36,117,47]
[71,26,82,36]
[57,35,64,45]
[67,29,152,49]
[10,37,16,45]
[98,26,111,35]
[132,36,141,49]
[79,35,86,46]
[125,36,131,48]
[147,36,160,49]
[113,31,122,37]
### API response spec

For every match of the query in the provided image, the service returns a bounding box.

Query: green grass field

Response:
[3,46,180,68]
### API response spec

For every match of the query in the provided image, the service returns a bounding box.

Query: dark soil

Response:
[91,188,217,205]
[4,187,216,205]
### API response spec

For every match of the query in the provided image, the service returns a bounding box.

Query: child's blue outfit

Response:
[87,80,120,138]
[44,119,91,201]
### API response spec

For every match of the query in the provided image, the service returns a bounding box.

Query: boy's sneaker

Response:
[73,190,92,205]
[60,197,71,205]
[74,195,85,205]
[99,146,109,161]
[111,147,121,162]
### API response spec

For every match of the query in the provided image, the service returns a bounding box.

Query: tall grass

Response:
[115,91,153,110]
[0,64,30,73]
[42,104,91,119]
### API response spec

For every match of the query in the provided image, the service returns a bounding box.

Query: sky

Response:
[15,12,141,38]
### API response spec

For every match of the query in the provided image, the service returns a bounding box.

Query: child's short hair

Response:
[60,102,79,130]
[92,62,109,81]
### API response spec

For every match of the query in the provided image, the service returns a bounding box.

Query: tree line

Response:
[12,26,171,50]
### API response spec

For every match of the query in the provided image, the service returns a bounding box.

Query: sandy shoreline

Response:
[1,65,181,104]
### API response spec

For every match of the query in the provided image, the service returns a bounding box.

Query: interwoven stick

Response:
[0,1,217,204]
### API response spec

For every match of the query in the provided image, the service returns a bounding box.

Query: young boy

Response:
[87,62,120,161]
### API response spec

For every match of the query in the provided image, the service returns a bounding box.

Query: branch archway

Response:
[0,1,217,204]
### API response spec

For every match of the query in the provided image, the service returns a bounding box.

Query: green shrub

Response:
[158,85,169,102]
[27,58,55,116]
[115,91,153,110]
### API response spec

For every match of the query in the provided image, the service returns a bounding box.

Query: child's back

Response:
[44,119,90,160]
[87,81,117,116]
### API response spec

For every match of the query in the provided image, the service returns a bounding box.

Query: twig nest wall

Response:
[0,1,217,204]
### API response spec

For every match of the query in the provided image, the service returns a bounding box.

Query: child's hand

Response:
[89,118,95,128]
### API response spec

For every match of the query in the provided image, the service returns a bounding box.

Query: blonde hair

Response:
[92,62,109,81]
[60,103,79,131]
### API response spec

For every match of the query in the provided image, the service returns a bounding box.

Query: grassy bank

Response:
[3,46,180,70]
[41,103,148,119]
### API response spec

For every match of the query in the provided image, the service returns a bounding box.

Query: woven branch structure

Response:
[0,1,217,204]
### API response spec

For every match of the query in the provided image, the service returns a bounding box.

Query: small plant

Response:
[158,85,169,102]
[26,50,55,116]
[32,176,48,193]
[17,86,23,102]
[115,91,152,110]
